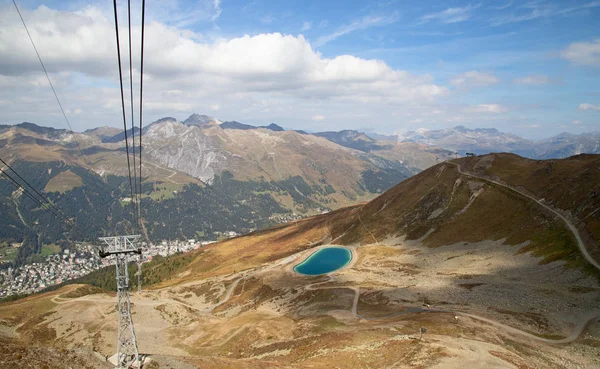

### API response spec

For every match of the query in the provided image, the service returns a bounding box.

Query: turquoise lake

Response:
[294,247,352,275]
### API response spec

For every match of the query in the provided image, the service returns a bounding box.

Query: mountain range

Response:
[2,153,599,368]
[382,125,600,159]
[1,114,599,269]
[0,115,455,268]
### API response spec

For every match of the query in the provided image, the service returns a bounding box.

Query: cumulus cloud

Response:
[0,7,446,102]
[0,6,115,77]
[0,4,447,130]
[420,4,480,24]
[512,75,551,85]
[561,39,600,66]
[579,103,600,111]
[450,71,499,87]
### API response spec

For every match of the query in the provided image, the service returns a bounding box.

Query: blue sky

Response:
[0,0,599,139]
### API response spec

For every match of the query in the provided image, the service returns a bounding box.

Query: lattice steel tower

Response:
[99,235,142,369]
[136,252,143,294]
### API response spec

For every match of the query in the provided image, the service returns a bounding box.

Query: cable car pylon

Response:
[99,235,142,369]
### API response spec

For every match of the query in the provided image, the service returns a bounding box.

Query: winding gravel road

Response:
[52,164,600,348]
[446,161,600,272]
[304,278,600,344]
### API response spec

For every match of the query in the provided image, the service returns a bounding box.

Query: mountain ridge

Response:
[0,117,446,263]
[3,153,598,368]
[7,116,598,161]
[385,125,600,159]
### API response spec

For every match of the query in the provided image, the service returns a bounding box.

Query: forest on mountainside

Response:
[0,159,408,269]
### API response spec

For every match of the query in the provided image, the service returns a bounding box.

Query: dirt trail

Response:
[446,161,600,272]
[209,277,243,312]
[143,160,178,183]
[460,310,600,344]
[51,274,245,315]
[304,273,600,344]
[48,234,600,349]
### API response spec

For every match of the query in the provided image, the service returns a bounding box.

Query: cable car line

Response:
[11,0,131,221]
[11,0,86,161]
[138,0,147,236]
[112,0,138,227]
[0,168,88,240]
[0,158,88,237]
[9,0,150,243]
[128,0,140,228]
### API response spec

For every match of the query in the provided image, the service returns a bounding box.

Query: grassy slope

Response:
[162,153,600,285]
[458,153,600,268]
[3,153,598,291]
[44,170,83,193]
[2,125,404,215]
[371,141,455,171]
[201,126,409,210]
[1,153,598,369]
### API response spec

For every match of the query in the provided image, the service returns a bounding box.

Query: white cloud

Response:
[491,2,513,10]
[65,108,83,115]
[210,104,220,111]
[164,90,183,96]
[561,39,600,66]
[572,120,582,125]
[450,71,499,87]
[312,115,324,121]
[144,0,223,28]
[301,21,312,32]
[314,14,398,47]
[0,5,115,77]
[0,5,448,131]
[512,75,551,85]
[212,0,222,21]
[260,15,274,24]
[421,4,480,24]
[466,104,508,113]
[490,1,600,26]
[579,103,600,111]
[0,7,444,99]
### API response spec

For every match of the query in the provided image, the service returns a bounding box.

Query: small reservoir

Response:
[294,247,352,275]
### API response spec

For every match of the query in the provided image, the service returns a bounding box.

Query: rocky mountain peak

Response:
[183,114,221,127]
[265,123,284,131]
[14,122,69,139]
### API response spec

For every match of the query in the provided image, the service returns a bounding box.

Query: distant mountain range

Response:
[7,152,600,368]
[135,117,600,160]
[534,132,600,159]
[1,113,598,269]
[0,115,455,266]
[376,125,600,159]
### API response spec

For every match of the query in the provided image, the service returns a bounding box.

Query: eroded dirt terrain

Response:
[2,237,599,368]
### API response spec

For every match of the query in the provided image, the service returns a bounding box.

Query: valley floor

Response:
[1,236,599,368]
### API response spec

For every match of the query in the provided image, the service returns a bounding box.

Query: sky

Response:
[0,0,599,139]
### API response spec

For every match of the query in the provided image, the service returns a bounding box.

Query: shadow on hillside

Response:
[259,240,600,337]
